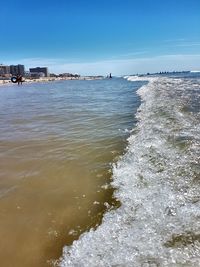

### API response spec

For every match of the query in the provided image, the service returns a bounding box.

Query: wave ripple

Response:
[59,76,200,267]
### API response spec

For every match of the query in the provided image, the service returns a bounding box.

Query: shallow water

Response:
[0,78,141,266]
[60,75,200,267]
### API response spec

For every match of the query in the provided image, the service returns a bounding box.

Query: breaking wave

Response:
[59,76,200,267]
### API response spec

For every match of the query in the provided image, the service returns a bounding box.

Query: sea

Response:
[0,73,199,267]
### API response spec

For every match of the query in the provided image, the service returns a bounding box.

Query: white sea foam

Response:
[126,75,157,82]
[59,76,200,267]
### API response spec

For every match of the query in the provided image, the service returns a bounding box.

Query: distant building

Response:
[59,73,74,77]
[0,64,10,76]
[10,65,25,76]
[50,73,58,77]
[29,72,45,79]
[29,67,49,77]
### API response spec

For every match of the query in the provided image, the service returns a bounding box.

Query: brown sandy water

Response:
[0,79,140,266]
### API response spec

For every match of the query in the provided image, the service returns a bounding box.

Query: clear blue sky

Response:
[1,0,200,75]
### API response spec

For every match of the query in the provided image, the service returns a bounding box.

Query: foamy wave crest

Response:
[125,75,157,83]
[59,77,200,267]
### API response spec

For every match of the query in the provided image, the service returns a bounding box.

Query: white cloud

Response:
[4,54,200,76]
[52,54,200,75]
[174,42,200,47]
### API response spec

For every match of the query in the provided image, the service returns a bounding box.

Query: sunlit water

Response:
[0,78,142,267]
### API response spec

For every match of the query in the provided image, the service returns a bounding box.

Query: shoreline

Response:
[0,76,104,86]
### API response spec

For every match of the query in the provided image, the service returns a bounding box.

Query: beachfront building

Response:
[29,67,49,77]
[0,64,10,76]
[10,64,25,76]
[29,72,45,79]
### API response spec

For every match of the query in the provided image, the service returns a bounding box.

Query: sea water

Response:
[60,74,200,267]
[0,78,142,266]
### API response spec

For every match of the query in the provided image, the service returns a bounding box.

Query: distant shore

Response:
[0,76,104,86]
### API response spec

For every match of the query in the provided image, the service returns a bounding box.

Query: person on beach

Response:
[17,75,23,85]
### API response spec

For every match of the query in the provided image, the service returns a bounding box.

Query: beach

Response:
[0,74,199,266]
[1,0,199,265]
[0,76,103,86]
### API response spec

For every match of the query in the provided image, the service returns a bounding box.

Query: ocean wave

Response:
[126,75,157,82]
[59,76,200,267]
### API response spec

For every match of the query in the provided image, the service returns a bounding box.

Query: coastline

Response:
[0,76,104,86]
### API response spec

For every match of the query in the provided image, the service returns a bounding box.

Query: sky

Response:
[1,0,200,75]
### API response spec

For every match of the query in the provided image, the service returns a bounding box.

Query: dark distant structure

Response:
[29,67,49,77]
[10,64,25,76]
[109,73,112,78]
[0,64,10,76]
[58,73,80,78]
